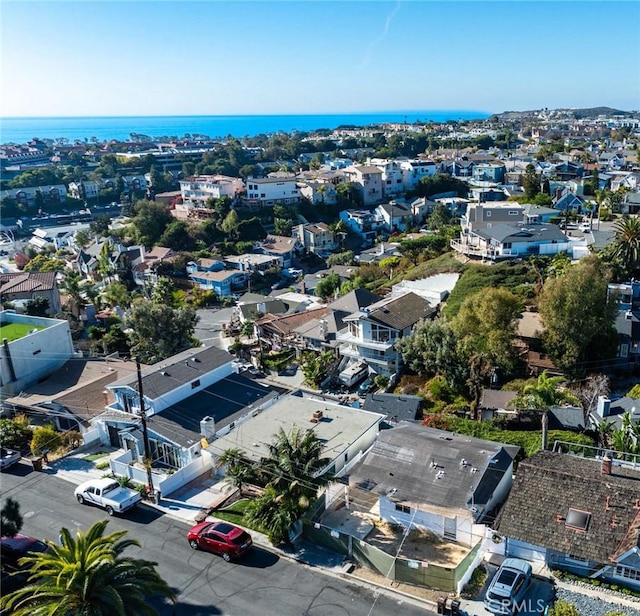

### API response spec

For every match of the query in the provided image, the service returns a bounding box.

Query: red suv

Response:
[187,521,252,561]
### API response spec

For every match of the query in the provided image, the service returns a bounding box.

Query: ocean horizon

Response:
[0,110,490,144]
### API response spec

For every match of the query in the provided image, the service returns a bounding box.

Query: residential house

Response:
[179,174,244,207]
[337,291,435,378]
[1,357,137,434]
[400,159,437,191]
[292,288,381,353]
[368,158,406,197]
[208,390,385,478]
[349,423,520,546]
[68,180,101,202]
[131,246,177,286]
[256,306,331,351]
[255,235,302,268]
[472,163,506,184]
[343,165,384,206]
[243,175,301,208]
[0,184,67,208]
[608,281,640,369]
[553,190,589,214]
[296,176,341,206]
[409,197,438,224]
[496,451,640,592]
[75,240,143,281]
[121,175,148,196]
[29,223,92,251]
[374,200,412,232]
[479,389,518,421]
[361,393,423,424]
[223,253,280,273]
[469,187,507,202]
[0,310,76,396]
[452,222,573,261]
[611,172,640,192]
[553,161,584,180]
[338,209,386,244]
[622,192,640,216]
[598,152,626,171]
[189,268,246,298]
[441,159,474,178]
[91,344,281,494]
[292,222,337,255]
[0,271,62,315]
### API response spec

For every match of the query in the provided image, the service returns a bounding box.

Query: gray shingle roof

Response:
[108,344,234,400]
[362,393,423,423]
[364,292,435,331]
[495,451,640,563]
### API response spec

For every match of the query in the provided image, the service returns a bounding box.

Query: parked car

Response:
[74,478,142,516]
[0,447,21,470]
[187,521,253,561]
[357,375,376,396]
[484,557,532,615]
[578,222,592,232]
[1,534,50,591]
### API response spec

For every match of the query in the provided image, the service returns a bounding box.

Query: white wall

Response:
[1,313,74,394]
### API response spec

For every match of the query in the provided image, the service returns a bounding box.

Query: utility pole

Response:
[135,357,154,496]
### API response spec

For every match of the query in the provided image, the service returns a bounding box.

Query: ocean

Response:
[0,111,490,144]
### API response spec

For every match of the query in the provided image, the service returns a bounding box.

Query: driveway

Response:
[463,564,554,616]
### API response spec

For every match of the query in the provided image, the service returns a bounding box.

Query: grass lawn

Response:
[0,323,45,342]
[83,451,109,462]
[211,499,268,535]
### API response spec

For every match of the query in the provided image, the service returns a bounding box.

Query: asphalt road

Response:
[1,463,432,616]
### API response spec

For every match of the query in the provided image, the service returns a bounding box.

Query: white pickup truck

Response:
[74,478,142,516]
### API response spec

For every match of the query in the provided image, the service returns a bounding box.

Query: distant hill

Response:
[491,106,631,120]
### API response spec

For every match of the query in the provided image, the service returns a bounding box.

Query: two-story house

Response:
[338,209,386,245]
[292,222,337,255]
[243,175,301,208]
[608,281,640,369]
[336,291,435,378]
[471,163,506,184]
[179,174,244,207]
[255,235,302,268]
[374,200,413,232]
[0,272,62,316]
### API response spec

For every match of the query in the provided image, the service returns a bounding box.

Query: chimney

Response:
[541,410,549,451]
[200,416,216,440]
[596,396,611,418]
[310,410,323,423]
[299,279,306,294]
[601,455,612,476]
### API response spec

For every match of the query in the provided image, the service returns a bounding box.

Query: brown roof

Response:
[257,307,331,336]
[496,452,640,564]
[0,271,57,294]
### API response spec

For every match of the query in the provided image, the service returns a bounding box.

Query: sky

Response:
[1,0,639,117]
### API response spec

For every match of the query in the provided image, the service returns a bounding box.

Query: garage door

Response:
[507,538,547,563]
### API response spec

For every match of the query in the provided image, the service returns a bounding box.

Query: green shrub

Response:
[548,600,580,616]
[30,424,62,456]
[95,461,110,470]
[0,417,33,451]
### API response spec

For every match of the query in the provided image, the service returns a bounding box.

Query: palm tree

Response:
[1,519,175,616]
[611,216,640,277]
[513,370,581,451]
[245,428,334,545]
[60,272,86,313]
[215,447,259,491]
[102,281,131,309]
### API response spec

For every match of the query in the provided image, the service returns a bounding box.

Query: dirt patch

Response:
[351,565,453,603]
[364,520,470,566]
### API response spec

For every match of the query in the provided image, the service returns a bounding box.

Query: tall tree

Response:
[523,164,540,199]
[1,497,23,537]
[451,287,522,374]
[396,317,466,391]
[132,200,173,247]
[125,302,198,363]
[1,520,175,616]
[538,256,618,376]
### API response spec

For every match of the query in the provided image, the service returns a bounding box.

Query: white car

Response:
[0,448,21,470]
[578,222,592,232]
[74,478,142,516]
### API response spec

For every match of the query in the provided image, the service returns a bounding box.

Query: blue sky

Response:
[2,1,639,117]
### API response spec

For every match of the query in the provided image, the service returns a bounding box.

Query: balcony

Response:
[336,330,394,351]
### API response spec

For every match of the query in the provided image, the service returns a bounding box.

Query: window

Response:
[33,349,41,355]
[395,503,410,514]
[614,566,640,581]
[486,211,492,217]
[509,210,519,215]
[191,379,200,389]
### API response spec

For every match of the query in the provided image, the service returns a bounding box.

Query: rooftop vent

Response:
[471,467,478,474]
[460,458,468,467]
[160,371,169,376]
[310,410,324,423]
